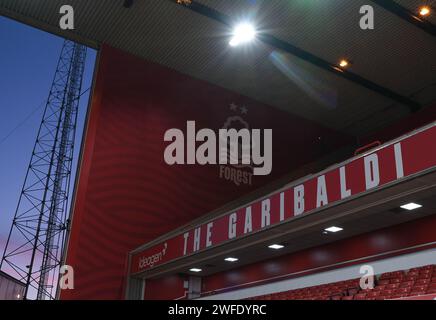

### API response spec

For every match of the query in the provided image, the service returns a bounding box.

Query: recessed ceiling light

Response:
[229,22,256,47]
[224,257,239,262]
[324,226,343,233]
[268,244,284,250]
[400,203,422,211]
[189,268,202,273]
[419,6,431,16]
[339,59,350,68]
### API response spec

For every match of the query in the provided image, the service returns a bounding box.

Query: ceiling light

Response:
[324,226,343,233]
[419,6,431,16]
[224,257,239,262]
[229,23,256,47]
[189,268,202,273]
[268,244,284,250]
[339,59,350,68]
[400,203,422,211]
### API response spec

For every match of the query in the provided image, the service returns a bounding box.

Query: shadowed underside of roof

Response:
[1,0,435,137]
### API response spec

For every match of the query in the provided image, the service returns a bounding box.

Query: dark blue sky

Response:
[0,16,96,255]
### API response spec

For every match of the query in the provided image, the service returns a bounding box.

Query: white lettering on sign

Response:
[138,243,168,269]
[316,175,329,208]
[132,126,436,273]
[261,199,271,228]
[294,185,305,216]
[244,207,253,234]
[364,153,380,190]
[206,222,213,248]
[340,166,351,199]
[394,143,404,179]
[280,192,285,221]
[193,227,201,252]
[229,213,237,239]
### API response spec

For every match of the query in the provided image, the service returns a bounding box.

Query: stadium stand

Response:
[248,265,436,300]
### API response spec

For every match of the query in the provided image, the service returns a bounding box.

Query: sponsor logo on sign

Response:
[138,243,167,269]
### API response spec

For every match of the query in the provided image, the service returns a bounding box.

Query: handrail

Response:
[354,141,382,156]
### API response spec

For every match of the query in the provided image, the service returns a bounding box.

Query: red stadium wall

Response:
[61,45,352,300]
[143,275,187,300]
[201,214,436,296]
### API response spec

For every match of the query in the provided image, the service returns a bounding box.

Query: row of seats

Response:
[249,264,436,300]
[359,264,436,300]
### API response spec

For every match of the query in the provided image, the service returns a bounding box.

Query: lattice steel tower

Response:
[0,40,87,300]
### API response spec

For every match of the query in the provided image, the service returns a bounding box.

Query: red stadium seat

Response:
[354,293,367,300]
[427,282,436,289]
[347,287,360,295]
[415,278,430,286]
[405,275,418,281]
[399,281,414,288]
[417,273,432,280]
[366,291,380,298]
[380,289,394,298]
[389,278,402,284]
[427,283,436,294]
[428,287,436,294]
[396,287,411,296]
[410,265,433,272]
[409,290,426,297]
[419,269,433,275]
[386,283,400,290]
[374,285,386,292]
[248,265,436,300]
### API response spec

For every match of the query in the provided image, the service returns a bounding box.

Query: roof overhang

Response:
[2,0,436,137]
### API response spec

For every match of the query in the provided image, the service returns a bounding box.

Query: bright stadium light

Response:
[189,268,202,273]
[400,203,422,211]
[229,22,256,47]
[419,6,431,16]
[324,226,343,233]
[268,244,284,250]
[224,257,239,262]
[339,59,350,68]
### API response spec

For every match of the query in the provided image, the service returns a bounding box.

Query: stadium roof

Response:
[1,0,435,137]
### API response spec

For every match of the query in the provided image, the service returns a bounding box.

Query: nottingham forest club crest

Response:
[219,103,254,186]
[163,105,272,178]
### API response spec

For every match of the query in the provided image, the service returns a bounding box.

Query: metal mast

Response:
[0,40,87,300]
